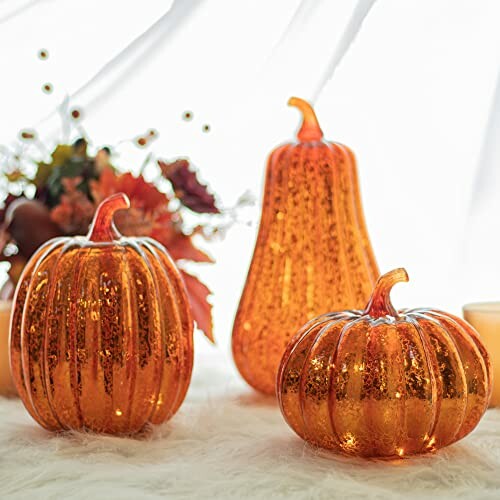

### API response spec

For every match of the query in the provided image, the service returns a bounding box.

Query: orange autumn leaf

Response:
[162,233,213,263]
[181,270,214,343]
[91,167,167,212]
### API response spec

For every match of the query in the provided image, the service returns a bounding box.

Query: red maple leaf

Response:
[181,270,214,343]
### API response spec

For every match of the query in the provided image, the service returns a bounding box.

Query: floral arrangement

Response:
[0,137,223,341]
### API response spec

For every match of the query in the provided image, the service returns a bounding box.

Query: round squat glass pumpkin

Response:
[277,268,492,458]
[10,193,194,434]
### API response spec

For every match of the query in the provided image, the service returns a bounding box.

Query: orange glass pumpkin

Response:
[232,97,379,395]
[10,193,193,434]
[277,268,492,458]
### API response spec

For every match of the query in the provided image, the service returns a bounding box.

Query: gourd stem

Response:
[87,192,130,242]
[288,97,323,142]
[363,268,409,318]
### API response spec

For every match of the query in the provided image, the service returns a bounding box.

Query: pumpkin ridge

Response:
[20,239,67,430]
[325,142,353,304]
[328,316,368,454]
[422,310,489,441]
[411,311,469,445]
[48,244,84,429]
[278,319,328,437]
[72,244,96,429]
[298,143,312,319]
[124,240,164,428]
[140,240,185,422]
[340,144,379,284]
[309,143,322,316]
[42,241,77,430]
[333,143,362,304]
[140,242,172,424]
[412,312,468,447]
[298,319,331,442]
[430,314,469,445]
[119,245,139,431]
[395,322,415,453]
[337,142,365,305]
[301,318,347,448]
[404,316,442,451]
[397,316,439,454]
[315,145,332,311]
[335,142,378,302]
[427,310,492,397]
[11,242,61,424]
[146,238,193,332]
[382,322,407,455]
[154,248,194,416]
[82,247,109,430]
[276,313,330,396]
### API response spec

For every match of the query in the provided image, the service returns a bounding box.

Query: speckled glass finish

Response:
[10,193,193,434]
[232,97,379,395]
[277,269,492,458]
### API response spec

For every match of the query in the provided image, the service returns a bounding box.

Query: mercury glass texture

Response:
[277,269,492,458]
[232,97,379,395]
[10,193,194,434]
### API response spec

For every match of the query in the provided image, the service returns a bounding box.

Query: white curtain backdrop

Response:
[1,0,500,347]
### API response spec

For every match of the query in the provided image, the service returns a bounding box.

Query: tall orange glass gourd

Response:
[10,193,195,434]
[232,97,379,395]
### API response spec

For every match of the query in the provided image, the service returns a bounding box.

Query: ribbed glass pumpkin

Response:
[277,268,492,458]
[232,97,379,395]
[10,193,193,434]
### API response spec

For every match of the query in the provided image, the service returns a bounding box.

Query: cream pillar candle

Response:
[463,302,500,407]
[0,300,15,396]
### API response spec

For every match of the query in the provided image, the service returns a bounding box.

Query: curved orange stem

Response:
[363,268,409,318]
[87,193,130,242]
[288,97,323,142]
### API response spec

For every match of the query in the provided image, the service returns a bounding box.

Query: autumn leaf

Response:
[181,270,214,343]
[162,232,213,263]
[158,159,219,214]
[91,167,167,213]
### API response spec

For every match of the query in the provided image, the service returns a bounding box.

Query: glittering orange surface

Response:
[277,268,492,458]
[10,193,193,434]
[232,97,379,395]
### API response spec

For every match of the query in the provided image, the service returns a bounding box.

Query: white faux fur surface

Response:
[1,347,500,500]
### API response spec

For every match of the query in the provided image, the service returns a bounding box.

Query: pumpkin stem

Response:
[288,97,323,142]
[363,268,409,318]
[87,193,130,242]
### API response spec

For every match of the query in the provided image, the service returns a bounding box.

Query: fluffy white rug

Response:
[1,346,500,500]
